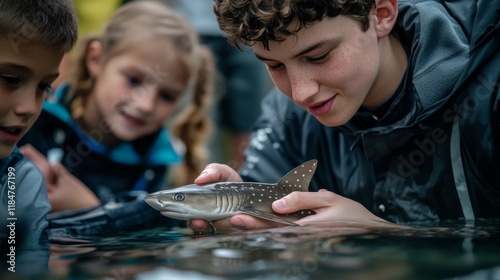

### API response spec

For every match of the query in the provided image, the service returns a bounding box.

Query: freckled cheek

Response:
[351,55,377,92]
[317,64,348,90]
[329,54,367,90]
[269,72,292,97]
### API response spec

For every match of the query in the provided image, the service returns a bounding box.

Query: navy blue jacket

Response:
[240,0,500,224]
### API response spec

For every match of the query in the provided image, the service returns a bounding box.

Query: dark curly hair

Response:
[214,0,376,50]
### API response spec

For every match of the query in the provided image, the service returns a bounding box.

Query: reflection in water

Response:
[0,215,50,278]
[25,219,500,279]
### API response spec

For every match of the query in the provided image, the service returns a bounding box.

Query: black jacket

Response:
[240,0,500,224]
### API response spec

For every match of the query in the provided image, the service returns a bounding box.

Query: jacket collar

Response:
[341,0,470,161]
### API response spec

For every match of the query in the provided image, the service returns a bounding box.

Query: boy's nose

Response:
[13,89,41,117]
[288,68,319,104]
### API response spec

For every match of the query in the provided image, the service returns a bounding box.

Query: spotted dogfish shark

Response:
[144,160,318,226]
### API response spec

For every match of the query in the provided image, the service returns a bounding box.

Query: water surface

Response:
[42,219,500,280]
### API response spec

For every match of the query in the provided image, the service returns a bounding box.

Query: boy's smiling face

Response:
[253,4,404,127]
[0,38,63,159]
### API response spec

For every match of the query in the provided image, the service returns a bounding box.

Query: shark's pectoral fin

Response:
[239,207,298,226]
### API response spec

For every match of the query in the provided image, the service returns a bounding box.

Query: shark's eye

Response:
[173,193,185,201]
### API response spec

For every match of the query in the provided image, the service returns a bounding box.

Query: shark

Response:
[144,159,318,226]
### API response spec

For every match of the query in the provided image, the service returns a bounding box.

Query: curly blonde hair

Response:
[69,1,214,186]
[214,0,375,50]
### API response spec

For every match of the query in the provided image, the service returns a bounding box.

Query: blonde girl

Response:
[20,1,214,227]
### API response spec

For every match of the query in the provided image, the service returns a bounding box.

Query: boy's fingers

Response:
[272,189,334,214]
[189,215,286,232]
[213,217,240,230]
[188,219,211,232]
[228,214,282,230]
[194,163,242,184]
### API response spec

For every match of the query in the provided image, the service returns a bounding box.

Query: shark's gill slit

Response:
[222,192,230,213]
[217,192,232,214]
[215,193,224,214]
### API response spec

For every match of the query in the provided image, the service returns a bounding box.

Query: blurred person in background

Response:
[19,1,215,235]
[171,0,271,171]
[52,0,122,88]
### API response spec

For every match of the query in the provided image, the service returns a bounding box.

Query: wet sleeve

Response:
[13,158,50,249]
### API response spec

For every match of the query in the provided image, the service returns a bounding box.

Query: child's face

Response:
[87,41,189,143]
[0,38,63,159]
[253,15,394,127]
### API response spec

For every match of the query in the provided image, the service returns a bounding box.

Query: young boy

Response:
[0,0,78,267]
[190,0,500,231]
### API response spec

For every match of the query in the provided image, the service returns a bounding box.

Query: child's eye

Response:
[0,75,21,87]
[158,91,176,103]
[127,75,142,86]
[306,52,331,64]
[38,83,53,94]
[267,63,284,71]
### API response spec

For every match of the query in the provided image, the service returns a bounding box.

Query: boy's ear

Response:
[373,0,398,38]
[86,40,103,77]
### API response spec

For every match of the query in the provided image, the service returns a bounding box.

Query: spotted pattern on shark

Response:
[145,160,318,225]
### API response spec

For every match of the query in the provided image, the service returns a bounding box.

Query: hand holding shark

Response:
[145,160,319,227]
[145,159,391,231]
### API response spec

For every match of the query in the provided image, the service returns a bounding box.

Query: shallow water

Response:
[15,219,500,279]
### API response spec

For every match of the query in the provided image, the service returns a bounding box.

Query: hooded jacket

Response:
[240,0,500,224]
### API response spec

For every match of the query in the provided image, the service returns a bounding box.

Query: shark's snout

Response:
[144,193,162,210]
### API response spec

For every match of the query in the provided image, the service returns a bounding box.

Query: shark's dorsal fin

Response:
[276,159,318,192]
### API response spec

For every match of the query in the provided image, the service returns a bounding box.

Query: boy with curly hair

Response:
[191,0,500,231]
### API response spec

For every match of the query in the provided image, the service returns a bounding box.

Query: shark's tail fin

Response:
[276,159,318,192]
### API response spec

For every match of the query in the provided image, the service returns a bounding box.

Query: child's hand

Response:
[45,163,100,212]
[210,190,392,231]
[189,163,256,232]
[193,162,244,184]
[272,189,392,226]
[19,144,58,185]
[20,144,100,212]
[188,164,393,232]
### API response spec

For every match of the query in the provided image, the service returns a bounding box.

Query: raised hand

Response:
[20,144,100,212]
